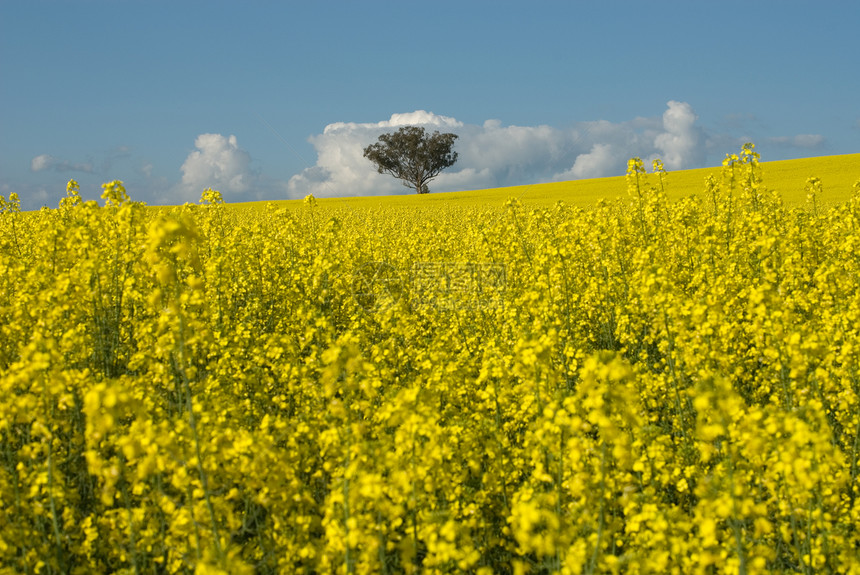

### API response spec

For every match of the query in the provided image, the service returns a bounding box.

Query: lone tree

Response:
[363,126,458,194]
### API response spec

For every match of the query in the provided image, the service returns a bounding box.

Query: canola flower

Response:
[1,147,860,574]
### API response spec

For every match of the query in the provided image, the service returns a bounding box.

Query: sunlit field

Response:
[232,151,860,211]
[2,146,860,574]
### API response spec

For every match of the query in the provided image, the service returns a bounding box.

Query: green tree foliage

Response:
[363,126,458,194]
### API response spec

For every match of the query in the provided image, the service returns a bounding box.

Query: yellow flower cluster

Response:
[1,146,860,573]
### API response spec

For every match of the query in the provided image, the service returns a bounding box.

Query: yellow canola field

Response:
[1,147,860,574]
[235,151,860,211]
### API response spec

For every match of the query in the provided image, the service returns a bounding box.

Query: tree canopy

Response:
[363,126,458,194]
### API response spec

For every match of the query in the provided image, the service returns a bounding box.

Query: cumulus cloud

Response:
[30,154,94,173]
[557,144,617,180]
[175,134,258,202]
[288,111,468,198]
[288,102,714,199]
[653,100,705,169]
[324,110,463,134]
[22,104,827,209]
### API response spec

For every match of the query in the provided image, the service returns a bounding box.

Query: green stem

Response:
[120,460,141,575]
[343,420,354,574]
[586,442,607,575]
[726,448,748,575]
[174,263,223,561]
[46,427,67,573]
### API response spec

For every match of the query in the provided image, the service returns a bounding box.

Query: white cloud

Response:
[557,143,617,180]
[767,134,825,149]
[31,154,52,172]
[792,134,825,148]
[653,100,705,169]
[324,110,463,134]
[21,104,829,209]
[288,102,716,198]
[175,134,257,202]
[288,111,472,198]
[30,154,94,173]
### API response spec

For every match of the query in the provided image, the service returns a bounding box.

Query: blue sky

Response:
[1,0,858,208]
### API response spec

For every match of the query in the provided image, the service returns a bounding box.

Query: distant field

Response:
[234,152,859,211]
